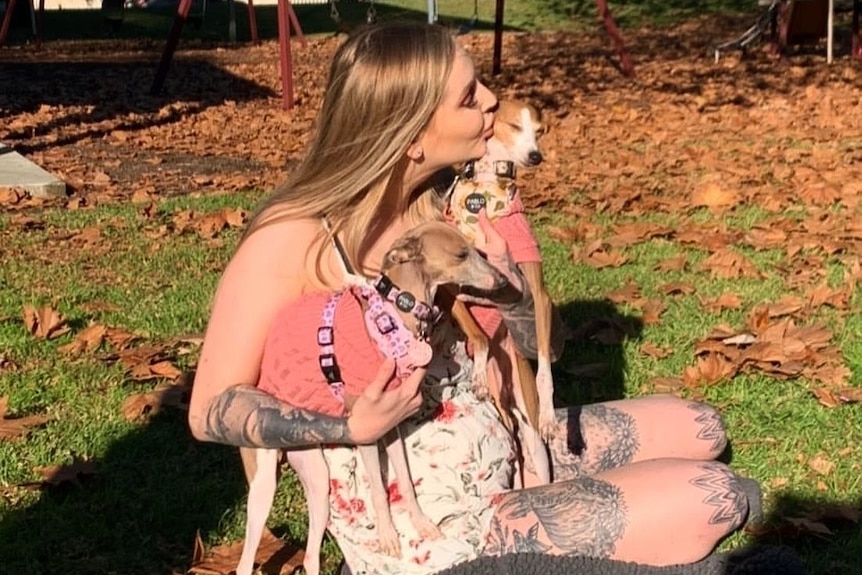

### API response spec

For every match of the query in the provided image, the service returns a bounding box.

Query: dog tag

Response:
[407,340,433,367]
[395,291,416,313]
[464,193,487,214]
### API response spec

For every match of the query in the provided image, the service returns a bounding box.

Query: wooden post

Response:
[35,0,43,49]
[151,0,195,95]
[247,0,259,45]
[277,0,294,110]
[492,0,504,75]
[0,0,19,46]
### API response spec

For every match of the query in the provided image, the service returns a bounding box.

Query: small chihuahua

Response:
[445,98,559,485]
[235,221,509,575]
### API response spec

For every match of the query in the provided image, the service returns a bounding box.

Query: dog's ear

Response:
[383,235,424,267]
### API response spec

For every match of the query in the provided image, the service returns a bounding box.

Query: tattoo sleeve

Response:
[491,255,566,361]
[201,384,350,448]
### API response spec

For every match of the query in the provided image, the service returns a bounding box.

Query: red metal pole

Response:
[277,0,294,110]
[246,0,259,44]
[492,0,503,75]
[0,0,19,46]
[150,0,195,95]
[287,0,306,48]
[596,0,635,77]
[853,0,860,57]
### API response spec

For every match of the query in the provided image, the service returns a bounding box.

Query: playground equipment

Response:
[714,0,862,63]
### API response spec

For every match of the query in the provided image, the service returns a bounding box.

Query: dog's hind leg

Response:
[385,427,442,540]
[358,443,402,558]
[236,447,279,575]
[286,448,331,575]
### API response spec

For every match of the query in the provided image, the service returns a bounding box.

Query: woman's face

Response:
[417,48,497,170]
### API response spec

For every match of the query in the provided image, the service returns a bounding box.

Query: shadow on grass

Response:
[0,410,247,575]
[0,55,275,155]
[742,491,862,575]
[553,297,644,406]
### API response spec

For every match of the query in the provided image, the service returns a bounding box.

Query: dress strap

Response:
[322,216,357,275]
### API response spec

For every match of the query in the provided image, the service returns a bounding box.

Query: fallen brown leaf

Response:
[188,528,304,575]
[33,456,97,487]
[122,380,192,421]
[57,323,108,356]
[0,397,50,440]
[22,304,71,340]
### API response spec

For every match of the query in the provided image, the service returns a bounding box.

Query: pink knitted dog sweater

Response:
[259,289,383,415]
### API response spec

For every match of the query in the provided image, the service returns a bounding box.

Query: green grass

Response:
[2,190,860,574]
[0,0,761,46]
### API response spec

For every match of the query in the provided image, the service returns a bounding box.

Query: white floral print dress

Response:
[321,323,517,575]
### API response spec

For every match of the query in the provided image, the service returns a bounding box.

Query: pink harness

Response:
[317,274,440,400]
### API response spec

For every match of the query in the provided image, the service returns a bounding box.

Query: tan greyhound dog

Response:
[445,99,559,486]
[236,221,511,575]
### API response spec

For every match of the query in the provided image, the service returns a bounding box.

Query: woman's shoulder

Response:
[230,217,322,273]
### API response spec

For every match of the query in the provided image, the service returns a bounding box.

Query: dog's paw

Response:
[376,522,402,558]
[539,411,557,443]
[410,512,443,540]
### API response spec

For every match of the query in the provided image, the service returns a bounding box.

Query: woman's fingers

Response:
[476,209,508,257]
[364,358,397,401]
[347,362,426,444]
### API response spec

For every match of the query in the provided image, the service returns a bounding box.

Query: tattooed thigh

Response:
[547,404,641,479]
[485,478,628,558]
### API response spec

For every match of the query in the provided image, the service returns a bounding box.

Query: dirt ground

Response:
[0,16,860,212]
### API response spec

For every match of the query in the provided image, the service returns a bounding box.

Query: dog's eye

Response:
[506,122,522,132]
[456,249,470,261]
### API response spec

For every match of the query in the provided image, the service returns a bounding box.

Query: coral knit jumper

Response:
[258,289,384,415]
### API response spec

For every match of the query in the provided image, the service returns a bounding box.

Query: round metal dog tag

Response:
[408,340,433,367]
[395,291,416,312]
[464,193,487,214]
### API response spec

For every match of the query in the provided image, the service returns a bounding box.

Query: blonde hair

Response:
[243,22,456,275]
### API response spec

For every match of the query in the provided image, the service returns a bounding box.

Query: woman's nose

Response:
[477,82,498,113]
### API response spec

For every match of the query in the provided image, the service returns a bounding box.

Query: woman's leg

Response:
[484,459,748,566]
[548,395,728,480]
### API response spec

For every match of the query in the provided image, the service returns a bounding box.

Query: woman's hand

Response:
[347,359,426,444]
[461,209,524,298]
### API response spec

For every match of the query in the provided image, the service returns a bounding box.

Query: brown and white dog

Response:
[235,221,510,575]
[445,99,558,486]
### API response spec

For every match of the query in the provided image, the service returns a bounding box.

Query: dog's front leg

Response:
[357,443,401,557]
[450,299,490,401]
[286,448,331,575]
[385,426,442,540]
[236,447,279,575]
[519,261,556,442]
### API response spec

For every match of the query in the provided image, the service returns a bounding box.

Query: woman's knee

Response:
[689,460,750,536]
[681,399,729,459]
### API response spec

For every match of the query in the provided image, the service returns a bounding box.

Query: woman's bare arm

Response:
[188,220,423,449]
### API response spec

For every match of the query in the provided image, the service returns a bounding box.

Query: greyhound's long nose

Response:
[528,151,543,166]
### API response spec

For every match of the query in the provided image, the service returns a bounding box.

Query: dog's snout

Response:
[528,151,543,166]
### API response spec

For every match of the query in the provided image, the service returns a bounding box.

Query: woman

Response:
[188,22,755,575]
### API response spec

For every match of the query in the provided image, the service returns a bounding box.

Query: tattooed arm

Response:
[471,210,566,361]
[194,360,426,448]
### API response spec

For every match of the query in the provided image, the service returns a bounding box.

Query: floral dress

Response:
[321,320,517,575]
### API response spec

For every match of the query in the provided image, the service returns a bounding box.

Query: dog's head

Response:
[489,99,545,168]
[382,221,509,304]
